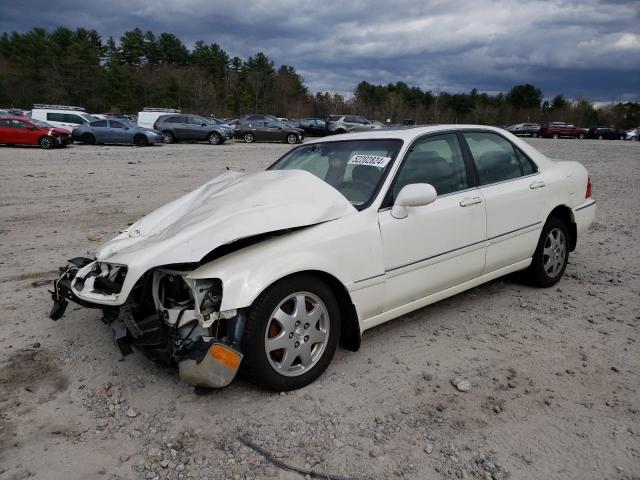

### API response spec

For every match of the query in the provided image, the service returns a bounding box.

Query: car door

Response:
[89,120,109,142]
[0,119,12,143]
[378,133,487,311]
[264,121,283,140]
[108,120,130,143]
[171,116,190,140]
[461,131,543,274]
[9,119,33,144]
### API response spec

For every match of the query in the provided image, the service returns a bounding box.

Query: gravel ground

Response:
[0,138,639,480]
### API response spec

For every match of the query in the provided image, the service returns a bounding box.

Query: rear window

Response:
[326,116,342,122]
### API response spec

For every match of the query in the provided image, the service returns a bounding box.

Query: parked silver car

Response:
[72,119,161,146]
[325,115,380,134]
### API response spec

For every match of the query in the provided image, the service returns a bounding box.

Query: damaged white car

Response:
[51,125,596,391]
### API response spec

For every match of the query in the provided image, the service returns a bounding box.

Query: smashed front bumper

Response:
[50,258,244,389]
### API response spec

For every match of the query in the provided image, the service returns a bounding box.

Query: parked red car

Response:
[539,122,588,139]
[0,116,71,149]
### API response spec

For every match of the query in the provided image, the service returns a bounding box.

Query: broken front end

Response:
[50,258,244,389]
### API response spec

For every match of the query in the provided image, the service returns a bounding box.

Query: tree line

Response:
[0,27,638,128]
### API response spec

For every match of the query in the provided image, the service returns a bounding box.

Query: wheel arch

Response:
[248,270,361,352]
[546,205,577,252]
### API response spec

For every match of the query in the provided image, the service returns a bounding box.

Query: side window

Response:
[91,120,108,127]
[463,132,536,185]
[265,121,279,128]
[110,121,125,129]
[10,120,27,128]
[393,134,468,199]
[65,114,86,124]
[0,119,9,127]
[344,116,357,123]
[47,113,65,122]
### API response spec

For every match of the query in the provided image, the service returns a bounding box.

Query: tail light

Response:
[585,176,592,198]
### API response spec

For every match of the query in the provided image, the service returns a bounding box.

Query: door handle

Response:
[459,196,482,207]
[529,180,546,189]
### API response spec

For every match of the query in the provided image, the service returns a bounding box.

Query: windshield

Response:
[269,139,403,208]
[30,119,53,128]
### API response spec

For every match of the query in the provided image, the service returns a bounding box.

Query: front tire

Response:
[241,274,341,391]
[133,134,148,147]
[526,217,569,287]
[286,133,297,144]
[208,132,222,145]
[39,136,53,149]
[243,132,255,143]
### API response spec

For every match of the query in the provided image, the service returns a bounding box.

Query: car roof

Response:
[0,116,32,121]
[306,124,509,144]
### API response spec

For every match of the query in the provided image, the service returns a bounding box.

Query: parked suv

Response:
[539,122,588,139]
[30,104,95,132]
[325,115,378,134]
[586,127,627,140]
[154,114,232,145]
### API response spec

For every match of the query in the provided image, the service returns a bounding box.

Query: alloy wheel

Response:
[264,292,330,377]
[542,227,566,278]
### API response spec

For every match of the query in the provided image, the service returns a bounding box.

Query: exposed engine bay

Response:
[51,257,244,389]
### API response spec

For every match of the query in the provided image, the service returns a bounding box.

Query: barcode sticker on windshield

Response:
[348,154,391,168]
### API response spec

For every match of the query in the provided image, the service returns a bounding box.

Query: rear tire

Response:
[578,133,585,139]
[598,135,603,140]
[241,274,341,391]
[39,136,53,149]
[161,131,175,144]
[526,217,570,287]
[208,132,222,145]
[81,133,95,145]
[553,133,559,139]
[243,132,255,143]
[133,134,148,147]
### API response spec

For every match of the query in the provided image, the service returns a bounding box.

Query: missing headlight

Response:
[199,279,222,319]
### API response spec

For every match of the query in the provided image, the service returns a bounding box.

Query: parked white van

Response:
[137,108,181,129]
[31,105,95,132]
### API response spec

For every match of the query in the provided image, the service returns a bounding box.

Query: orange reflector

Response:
[208,344,241,370]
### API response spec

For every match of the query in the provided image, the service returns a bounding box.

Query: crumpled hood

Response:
[96,169,356,270]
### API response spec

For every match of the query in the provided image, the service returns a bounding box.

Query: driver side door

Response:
[378,133,487,311]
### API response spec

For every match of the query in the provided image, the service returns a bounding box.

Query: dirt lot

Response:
[0,138,639,480]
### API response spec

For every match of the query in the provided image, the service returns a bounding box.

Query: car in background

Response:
[0,116,71,149]
[586,127,627,140]
[625,128,638,141]
[137,108,181,129]
[154,114,231,145]
[72,118,161,146]
[325,115,379,134]
[30,105,96,132]
[235,120,303,144]
[205,117,235,137]
[539,122,587,139]
[289,118,327,136]
[239,114,297,128]
[506,123,541,137]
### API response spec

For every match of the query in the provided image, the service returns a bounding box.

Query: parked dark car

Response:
[235,120,303,144]
[289,118,327,136]
[73,119,161,146]
[506,123,540,137]
[586,126,627,140]
[154,114,232,145]
[539,122,587,139]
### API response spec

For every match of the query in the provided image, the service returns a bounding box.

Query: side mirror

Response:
[391,184,437,219]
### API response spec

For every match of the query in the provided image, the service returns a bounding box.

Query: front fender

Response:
[186,213,384,314]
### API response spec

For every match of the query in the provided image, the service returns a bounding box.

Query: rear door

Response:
[89,120,109,142]
[0,119,12,143]
[171,116,190,140]
[9,119,33,144]
[461,131,544,273]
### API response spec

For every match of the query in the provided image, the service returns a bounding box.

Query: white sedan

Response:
[50,125,596,391]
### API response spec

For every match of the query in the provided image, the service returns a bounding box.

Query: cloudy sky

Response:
[1,0,639,100]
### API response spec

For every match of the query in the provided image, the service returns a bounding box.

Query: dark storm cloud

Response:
[1,0,639,100]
